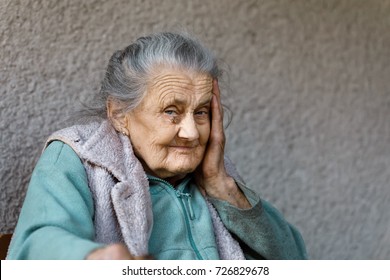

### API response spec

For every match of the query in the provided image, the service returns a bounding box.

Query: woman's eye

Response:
[195,110,209,118]
[165,109,177,116]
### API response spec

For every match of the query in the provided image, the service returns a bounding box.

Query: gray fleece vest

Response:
[45,120,245,259]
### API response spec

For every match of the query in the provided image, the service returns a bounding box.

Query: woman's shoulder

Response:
[39,141,84,171]
[43,120,116,162]
[46,121,104,147]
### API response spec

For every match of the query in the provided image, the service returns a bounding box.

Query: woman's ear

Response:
[107,98,130,135]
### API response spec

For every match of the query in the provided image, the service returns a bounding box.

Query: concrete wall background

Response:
[1,0,389,259]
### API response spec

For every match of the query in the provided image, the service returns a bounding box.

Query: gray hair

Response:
[88,32,222,118]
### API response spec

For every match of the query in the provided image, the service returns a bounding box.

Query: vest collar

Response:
[46,120,144,183]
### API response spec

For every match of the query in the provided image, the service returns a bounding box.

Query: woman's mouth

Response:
[169,145,197,152]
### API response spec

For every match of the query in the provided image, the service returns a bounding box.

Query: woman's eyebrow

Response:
[161,96,187,106]
[161,95,212,107]
[173,97,188,105]
[198,96,213,107]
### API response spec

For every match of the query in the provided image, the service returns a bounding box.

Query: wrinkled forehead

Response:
[145,66,213,102]
[150,64,212,87]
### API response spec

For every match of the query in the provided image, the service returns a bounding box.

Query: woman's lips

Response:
[169,145,197,152]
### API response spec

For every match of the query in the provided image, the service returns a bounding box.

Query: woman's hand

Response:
[196,80,251,209]
[86,243,152,260]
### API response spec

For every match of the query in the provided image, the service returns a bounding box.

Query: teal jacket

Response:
[7,121,307,260]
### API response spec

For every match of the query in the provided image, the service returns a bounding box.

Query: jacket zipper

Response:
[148,177,203,260]
[176,191,195,220]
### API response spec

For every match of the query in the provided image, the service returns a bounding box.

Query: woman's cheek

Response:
[199,123,211,146]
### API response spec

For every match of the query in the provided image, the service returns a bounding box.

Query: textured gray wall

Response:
[1,0,389,259]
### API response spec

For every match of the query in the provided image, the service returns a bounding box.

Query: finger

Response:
[212,79,223,116]
[211,80,225,144]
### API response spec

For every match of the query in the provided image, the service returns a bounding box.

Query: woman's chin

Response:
[166,165,197,177]
[144,155,203,182]
[155,163,199,182]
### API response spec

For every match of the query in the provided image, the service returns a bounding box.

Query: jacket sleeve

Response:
[7,141,104,259]
[208,183,308,260]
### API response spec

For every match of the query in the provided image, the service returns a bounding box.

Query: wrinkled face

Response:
[124,67,213,183]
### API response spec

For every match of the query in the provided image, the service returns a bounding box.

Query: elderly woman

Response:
[7,32,307,260]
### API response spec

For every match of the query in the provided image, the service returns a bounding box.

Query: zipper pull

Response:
[176,191,195,220]
[185,193,195,220]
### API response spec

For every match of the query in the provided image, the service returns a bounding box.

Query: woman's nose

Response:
[177,114,199,141]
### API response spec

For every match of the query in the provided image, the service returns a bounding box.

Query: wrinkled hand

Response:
[86,243,152,260]
[196,80,250,209]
